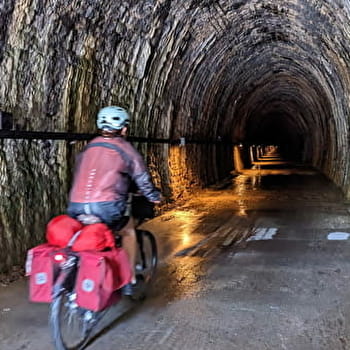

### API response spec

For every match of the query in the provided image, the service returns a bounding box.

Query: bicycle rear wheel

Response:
[133,230,158,299]
[50,290,97,350]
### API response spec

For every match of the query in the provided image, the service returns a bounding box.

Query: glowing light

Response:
[182,232,191,245]
[54,254,65,262]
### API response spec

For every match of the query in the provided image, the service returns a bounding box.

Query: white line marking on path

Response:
[158,326,176,345]
[247,227,278,241]
[327,232,350,240]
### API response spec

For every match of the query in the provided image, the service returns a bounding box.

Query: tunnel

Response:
[1,1,350,272]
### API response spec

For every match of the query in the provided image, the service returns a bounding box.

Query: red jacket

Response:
[69,136,160,203]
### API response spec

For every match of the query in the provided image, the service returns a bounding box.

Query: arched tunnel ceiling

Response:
[1,0,350,185]
[165,0,350,173]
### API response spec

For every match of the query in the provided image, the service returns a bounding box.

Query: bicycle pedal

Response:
[121,283,137,296]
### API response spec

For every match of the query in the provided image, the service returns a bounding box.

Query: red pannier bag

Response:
[72,223,115,252]
[25,243,58,303]
[46,215,83,247]
[75,247,132,311]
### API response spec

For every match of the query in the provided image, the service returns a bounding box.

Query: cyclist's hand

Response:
[152,193,163,204]
[151,188,163,204]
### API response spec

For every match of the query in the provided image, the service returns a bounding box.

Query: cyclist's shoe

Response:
[121,282,137,296]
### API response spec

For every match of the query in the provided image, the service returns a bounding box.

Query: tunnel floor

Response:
[1,167,350,349]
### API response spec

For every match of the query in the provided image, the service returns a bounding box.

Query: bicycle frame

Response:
[52,251,79,295]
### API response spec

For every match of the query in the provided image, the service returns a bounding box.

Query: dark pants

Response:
[67,200,127,229]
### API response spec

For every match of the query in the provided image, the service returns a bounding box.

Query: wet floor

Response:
[1,161,350,350]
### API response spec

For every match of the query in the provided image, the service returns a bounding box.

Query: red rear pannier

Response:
[72,223,115,252]
[26,244,58,303]
[46,215,83,247]
[75,248,132,311]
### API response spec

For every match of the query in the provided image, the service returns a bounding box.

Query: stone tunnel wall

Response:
[0,139,68,272]
[0,138,233,272]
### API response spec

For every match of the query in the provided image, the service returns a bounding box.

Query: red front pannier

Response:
[46,215,83,248]
[26,244,58,303]
[75,247,132,311]
[46,215,115,252]
[72,223,115,252]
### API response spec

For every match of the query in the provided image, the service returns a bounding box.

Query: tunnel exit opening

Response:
[245,112,306,162]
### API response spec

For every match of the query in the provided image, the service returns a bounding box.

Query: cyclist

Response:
[67,106,161,295]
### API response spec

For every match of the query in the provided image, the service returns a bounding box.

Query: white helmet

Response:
[96,106,130,130]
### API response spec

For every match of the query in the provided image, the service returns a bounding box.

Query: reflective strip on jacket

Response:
[69,136,160,203]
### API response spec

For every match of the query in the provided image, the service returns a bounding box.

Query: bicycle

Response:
[48,215,158,350]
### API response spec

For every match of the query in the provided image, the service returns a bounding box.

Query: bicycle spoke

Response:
[50,291,98,350]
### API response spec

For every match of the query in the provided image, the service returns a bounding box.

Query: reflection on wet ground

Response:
[140,165,347,304]
[133,164,350,349]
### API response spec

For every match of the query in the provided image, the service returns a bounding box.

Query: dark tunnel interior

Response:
[158,2,350,188]
[246,112,304,161]
[226,63,336,165]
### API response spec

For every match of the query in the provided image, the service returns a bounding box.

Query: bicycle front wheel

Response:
[135,230,158,285]
[50,290,96,350]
